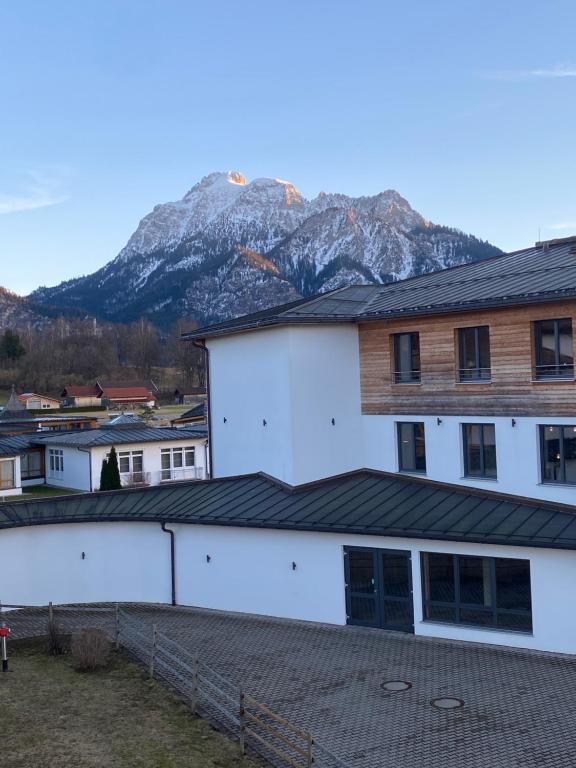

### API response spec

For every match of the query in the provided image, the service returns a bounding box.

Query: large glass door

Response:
[344,547,414,633]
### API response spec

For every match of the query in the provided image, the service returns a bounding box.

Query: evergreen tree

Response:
[107,447,122,490]
[0,329,26,364]
[99,457,109,491]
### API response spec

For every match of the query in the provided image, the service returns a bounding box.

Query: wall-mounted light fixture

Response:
[223,417,227,424]
[436,417,442,426]
[81,552,86,560]
[511,418,516,427]
[292,561,297,571]
[263,419,267,427]
[331,418,336,426]
[206,555,211,563]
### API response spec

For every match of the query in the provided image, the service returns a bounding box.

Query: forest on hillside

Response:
[0,318,205,398]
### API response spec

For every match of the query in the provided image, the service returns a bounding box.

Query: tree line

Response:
[0,317,205,395]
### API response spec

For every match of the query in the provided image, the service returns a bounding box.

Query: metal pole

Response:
[115,603,120,651]
[239,688,246,755]
[149,624,157,678]
[1,623,8,673]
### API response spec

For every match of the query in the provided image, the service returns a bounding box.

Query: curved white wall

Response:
[2,520,576,654]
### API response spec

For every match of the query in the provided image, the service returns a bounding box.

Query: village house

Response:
[34,424,208,492]
[60,385,101,408]
[18,392,61,410]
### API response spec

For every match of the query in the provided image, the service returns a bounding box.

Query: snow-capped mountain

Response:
[30,171,502,328]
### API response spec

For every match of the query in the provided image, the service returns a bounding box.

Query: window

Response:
[161,446,195,480]
[397,422,426,473]
[533,319,574,379]
[421,553,532,632]
[0,459,15,490]
[457,326,491,382]
[462,424,497,479]
[393,332,421,383]
[117,451,143,476]
[48,448,64,475]
[540,425,576,484]
[21,451,43,480]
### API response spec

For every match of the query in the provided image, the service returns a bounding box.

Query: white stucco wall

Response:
[46,446,91,491]
[208,325,362,485]
[363,414,576,505]
[0,522,171,605]
[2,519,576,654]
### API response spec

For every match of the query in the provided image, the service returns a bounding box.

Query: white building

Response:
[35,425,209,492]
[0,442,22,497]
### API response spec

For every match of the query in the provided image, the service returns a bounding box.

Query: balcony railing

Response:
[394,369,421,384]
[533,363,575,380]
[458,367,491,383]
[120,467,207,487]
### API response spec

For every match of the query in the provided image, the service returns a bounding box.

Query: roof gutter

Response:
[192,340,213,478]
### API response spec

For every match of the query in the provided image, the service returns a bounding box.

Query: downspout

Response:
[160,522,176,606]
[192,339,213,478]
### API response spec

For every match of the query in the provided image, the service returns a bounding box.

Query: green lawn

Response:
[9,485,80,502]
[2,641,260,768]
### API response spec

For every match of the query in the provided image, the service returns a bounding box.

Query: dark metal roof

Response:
[2,469,576,550]
[0,434,37,457]
[184,237,576,339]
[31,425,208,448]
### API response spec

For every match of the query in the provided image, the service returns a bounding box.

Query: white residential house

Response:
[35,425,209,492]
[18,392,61,410]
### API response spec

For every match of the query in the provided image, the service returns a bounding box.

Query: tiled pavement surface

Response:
[118,605,576,768]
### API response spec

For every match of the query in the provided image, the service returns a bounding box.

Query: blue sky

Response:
[1,0,575,295]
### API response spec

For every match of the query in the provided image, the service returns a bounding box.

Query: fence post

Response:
[149,624,157,679]
[307,734,315,767]
[48,601,54,633]
[239,688,246,755]
[190,653,199,714]
[115,603,120,650]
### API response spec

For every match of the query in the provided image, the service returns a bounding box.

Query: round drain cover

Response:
[431,697,464,710]
[381,680,412,692]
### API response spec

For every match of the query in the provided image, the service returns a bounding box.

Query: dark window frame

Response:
[457,325,491,382]
[421,552,532,633]
[393,332,421,384]
[540,424,576,485]
[533,318,574,380]
[462,423,497,479]
[397,421,426,474]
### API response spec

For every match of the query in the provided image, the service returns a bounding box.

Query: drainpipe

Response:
[160,522,176,606]
[192,339,213,478]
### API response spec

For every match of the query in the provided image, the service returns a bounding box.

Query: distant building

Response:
[174,387,207,405]
[60,385,101,408]
[18,392,61,410]
[34,425,209,491]
[171,402,206,426]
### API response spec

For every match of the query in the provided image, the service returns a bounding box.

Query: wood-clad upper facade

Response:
[359,299,576,416]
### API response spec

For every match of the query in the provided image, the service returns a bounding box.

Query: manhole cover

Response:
[431,697,464,710]
[381,680,412,692]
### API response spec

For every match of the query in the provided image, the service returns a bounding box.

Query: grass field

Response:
[2,641,259,768]
[7,485,80,502]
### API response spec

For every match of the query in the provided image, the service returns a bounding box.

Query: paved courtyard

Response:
[119,605,576,768]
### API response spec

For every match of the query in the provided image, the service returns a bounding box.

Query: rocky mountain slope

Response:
[30,171,502,328]
[0,287,86,332]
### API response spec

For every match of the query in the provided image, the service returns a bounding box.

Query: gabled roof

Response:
[2,468,576,550]
[18,393,60,403]
[183,236,576,340]
[61,385,99,397]
[172,403,206,423]
[0,434,34,457]
[103,413,147,428]
[98,386,156,401]
[32,425,208,449]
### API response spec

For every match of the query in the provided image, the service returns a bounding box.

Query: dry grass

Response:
[1,640,260,768]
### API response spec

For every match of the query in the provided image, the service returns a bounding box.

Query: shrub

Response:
[46,619,67,656]
[71,628,110,672]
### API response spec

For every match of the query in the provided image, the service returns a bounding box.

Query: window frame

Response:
[540,424,576,485]
[421,552,532,633]
[457,325,491,383]
[0,458,16,490]
[462,423,497,479]
[392,332,421,384]
[533,318,574,380]
[48,448,64,475]
[396,421,426,474]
